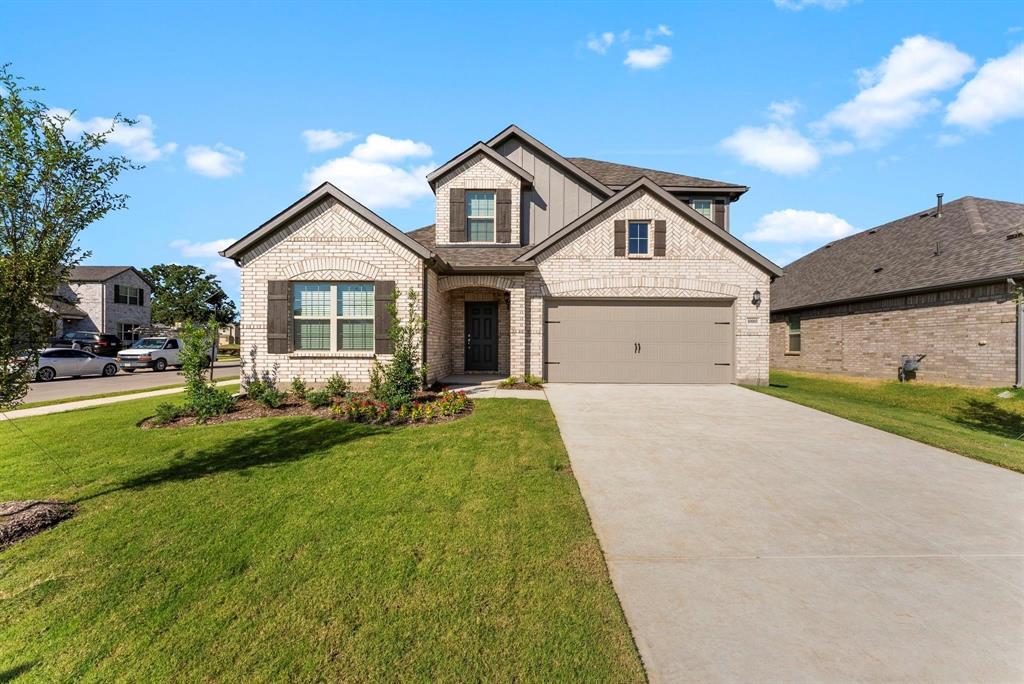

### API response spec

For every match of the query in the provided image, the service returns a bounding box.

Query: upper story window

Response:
[114,284,144,306]
[691,199,714,221]
[465,191,495,242]
[292,282,374,352]
[628,221,649,255]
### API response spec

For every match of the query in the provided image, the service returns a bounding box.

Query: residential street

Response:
[546,384,1024,684]
[23,360,240,404]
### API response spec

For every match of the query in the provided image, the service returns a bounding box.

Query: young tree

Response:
[141,264,238,326]
[0,65,136,410]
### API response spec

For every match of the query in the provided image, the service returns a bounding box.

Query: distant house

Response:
[53,266,153,341]
[770,196,1024,387]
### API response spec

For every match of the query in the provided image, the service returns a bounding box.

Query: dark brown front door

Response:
[465,302,498,372]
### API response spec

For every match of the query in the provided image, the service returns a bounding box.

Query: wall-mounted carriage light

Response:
[752,290,762,307]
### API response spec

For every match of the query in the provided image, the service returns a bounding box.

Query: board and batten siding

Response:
[494,138,605,245]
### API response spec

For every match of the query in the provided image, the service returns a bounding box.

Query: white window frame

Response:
[627,220,650,257]
[465,190,496,243]
[114,285,144,306]
[292,282,375,353]
[117,322,141,342]
[786,314,801,355]
[691,199,714,222]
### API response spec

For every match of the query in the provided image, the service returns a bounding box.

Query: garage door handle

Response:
[714,362,731,366]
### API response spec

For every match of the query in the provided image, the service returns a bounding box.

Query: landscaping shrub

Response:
[324,374,349,398]
[523,374,544,387]
[369,289,426,409]
[180,320,236,423]
[256,386,285,409]
[241,344,279,401]
[435,390,470,416]
[152,402,184,426]
[498,376,519,388]
[290,377,308,400]
[334,396,392,423]
[305,389,332,409]
[189,383,237,422]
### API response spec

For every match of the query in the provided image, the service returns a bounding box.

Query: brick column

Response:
[509,280,526,377]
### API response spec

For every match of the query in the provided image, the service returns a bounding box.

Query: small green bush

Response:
[290,377,308,400]
[306,389,332,409]
[498,375,519,388]
[256,386,286,409]
[523,374,544,387]
[325,374,349,397]
[189,384,236,423]
[152,402,184,425]
[369,289,425,409]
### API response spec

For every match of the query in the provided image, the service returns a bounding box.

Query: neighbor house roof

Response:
[514,176,783,276]
[39,295,88,319]
[69,266,152,287]
[221,182,434,261]
[771,196,1024,312]
[425,142,535,190]
[407,225,533,272]
[568,158,748,194]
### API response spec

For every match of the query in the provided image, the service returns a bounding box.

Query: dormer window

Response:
[691,199,713,221]
[466,191,495,242]
[628,221,649,255]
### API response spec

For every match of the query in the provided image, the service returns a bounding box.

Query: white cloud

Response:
[302,128,356,152]
[170,238,237,258]
[645,25,672,40]
[624,44,672,70]
[185,144,245,178]
[50,109,176,161]
[720,125,821,174]
[816,35,974,143]
[303,158,433,209]
[744,209,855,242]
[586,32,615,54]
[350,133,432,162]
[774,0,850,10]
[936,133,964,147]
[768,100,800,122]
[945,44,1024,130]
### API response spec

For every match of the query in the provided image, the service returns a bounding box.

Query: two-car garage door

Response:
[544,300,735,383]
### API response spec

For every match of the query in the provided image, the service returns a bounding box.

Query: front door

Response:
[465,302,498,372]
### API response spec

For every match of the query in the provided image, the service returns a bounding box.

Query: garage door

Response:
[544,300,735,383]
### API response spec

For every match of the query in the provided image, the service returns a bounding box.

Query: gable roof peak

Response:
[425,140,534,190]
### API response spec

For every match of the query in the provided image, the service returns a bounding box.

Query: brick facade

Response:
[61,271,151,337]
[769,282,1017,386]
[528,189,771,384]
[434,155,522,245]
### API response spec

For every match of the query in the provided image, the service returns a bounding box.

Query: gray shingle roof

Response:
[567,157,746,191]
[69,266,135,282]
[771,196,1024,312]
[407,225,532,270]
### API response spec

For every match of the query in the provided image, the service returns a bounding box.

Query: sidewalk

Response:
[1,379,240,421]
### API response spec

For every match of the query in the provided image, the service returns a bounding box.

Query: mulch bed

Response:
[0,500,76,551]
[496,382,545,391]
[140,391,473,429]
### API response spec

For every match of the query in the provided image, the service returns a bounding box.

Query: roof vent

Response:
[936,192,944,218]
[873,267,884,273]
[1008,231,1024,241]
[934,241,942,256]
[868,228,878,234]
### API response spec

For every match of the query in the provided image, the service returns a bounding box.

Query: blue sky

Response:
[4,0,1022,303]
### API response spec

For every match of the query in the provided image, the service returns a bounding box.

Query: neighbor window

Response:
[292,282,374,352]
[117,322,141,342]
[465,191,495,242]
[628,221,649,255]
[787,315,801,353]
[114,284,144,306]
[691,199,714,221]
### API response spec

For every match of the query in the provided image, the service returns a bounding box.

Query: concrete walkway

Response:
[439,375,547,400]
[545,384,1024,683]
[1,378,240,421]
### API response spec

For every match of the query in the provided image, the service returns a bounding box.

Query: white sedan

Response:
[32,348,119,382]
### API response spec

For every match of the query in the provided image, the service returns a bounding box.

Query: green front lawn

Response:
[0,399,643,682]
[748,371,1024,472]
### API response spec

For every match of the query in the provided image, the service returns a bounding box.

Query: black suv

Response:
[49,331,123,357]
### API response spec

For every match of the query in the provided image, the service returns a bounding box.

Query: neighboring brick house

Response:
[221,125,781,386]
[770,196,1024,387]
[53,266,153,341]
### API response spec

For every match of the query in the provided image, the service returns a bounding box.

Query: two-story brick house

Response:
[53,266,153,342]
[222,125,782,386]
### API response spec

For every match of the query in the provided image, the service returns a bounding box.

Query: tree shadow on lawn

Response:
[77,417,385,503]
[952,398,1024,440]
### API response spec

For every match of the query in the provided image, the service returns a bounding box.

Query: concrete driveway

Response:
[545,384,1024,683]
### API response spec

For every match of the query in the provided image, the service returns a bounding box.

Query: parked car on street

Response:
[117,337,183,372]
[31,348,119,381]
[48,331,122,357]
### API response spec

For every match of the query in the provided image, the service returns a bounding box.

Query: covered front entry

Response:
[464,301,498,371]
[544,300,735,383]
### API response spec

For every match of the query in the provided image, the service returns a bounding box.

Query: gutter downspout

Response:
[422,264,429,388]
[1016,296,1023,389]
